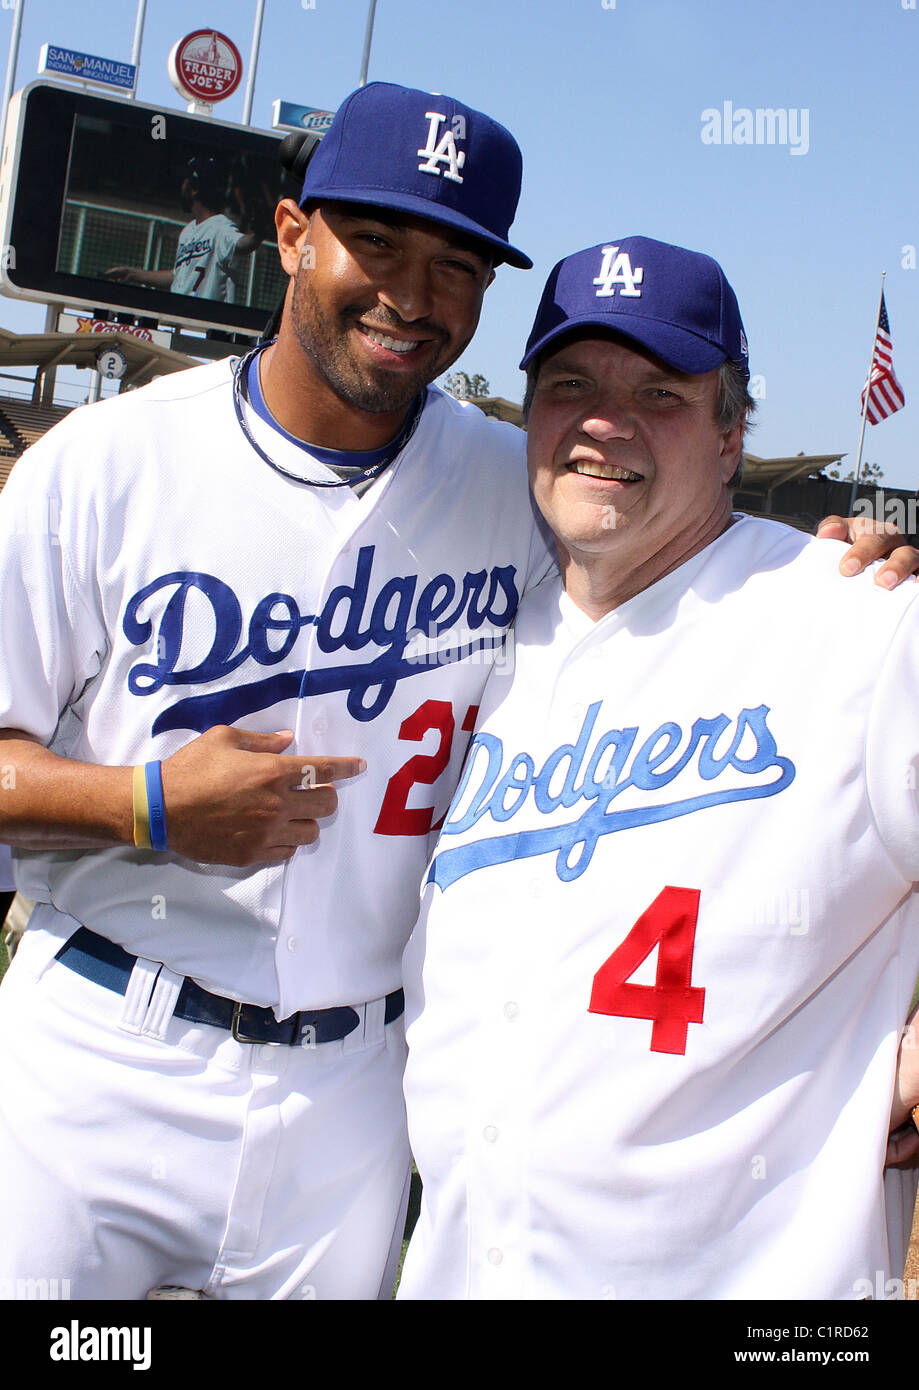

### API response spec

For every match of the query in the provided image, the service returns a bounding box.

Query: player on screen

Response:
[106,157,268,304]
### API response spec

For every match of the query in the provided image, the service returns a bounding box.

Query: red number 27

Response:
[588,886,705,1055]
[374,699,478,837]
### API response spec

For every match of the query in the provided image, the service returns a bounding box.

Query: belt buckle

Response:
[231,1001,295,1045]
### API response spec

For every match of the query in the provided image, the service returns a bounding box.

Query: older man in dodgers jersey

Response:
[399,237,919,1301]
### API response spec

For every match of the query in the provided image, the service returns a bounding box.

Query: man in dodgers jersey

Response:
[0,90,906,1302]
[0,82,553,1301]
[399,237,919,1300]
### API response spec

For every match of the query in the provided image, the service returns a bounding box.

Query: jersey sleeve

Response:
[865,593,919,883]
[216,218,243,271]
[0,446,107,746]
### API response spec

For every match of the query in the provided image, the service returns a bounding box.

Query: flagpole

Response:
[848,271,886,515]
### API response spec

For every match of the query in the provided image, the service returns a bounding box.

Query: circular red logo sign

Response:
[168,30,242,103]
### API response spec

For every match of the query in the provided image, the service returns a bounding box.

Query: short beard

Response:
[289,264,440,416]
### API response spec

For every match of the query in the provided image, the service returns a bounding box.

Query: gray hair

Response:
[715,358,756,488]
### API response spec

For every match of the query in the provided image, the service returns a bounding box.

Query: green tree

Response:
[442,371,491,399]
[825,460,884,484]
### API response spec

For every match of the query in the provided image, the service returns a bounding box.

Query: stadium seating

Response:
[0,397,73,488]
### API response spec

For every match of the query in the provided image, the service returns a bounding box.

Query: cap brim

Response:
[301,186,532,269]
[519,313,730,373]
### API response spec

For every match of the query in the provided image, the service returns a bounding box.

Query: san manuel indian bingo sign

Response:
[167,30,243,105]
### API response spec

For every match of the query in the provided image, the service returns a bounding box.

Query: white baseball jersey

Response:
[400,515,919,1300]
[0,359,553,1013]
[172,214,244,302]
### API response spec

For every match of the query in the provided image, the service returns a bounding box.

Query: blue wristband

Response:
[144,760,168,852]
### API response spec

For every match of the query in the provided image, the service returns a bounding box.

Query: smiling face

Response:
[281,202,494,422]
[526,334,744,616]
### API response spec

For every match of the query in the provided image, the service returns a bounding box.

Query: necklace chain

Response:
[232,341,425,489]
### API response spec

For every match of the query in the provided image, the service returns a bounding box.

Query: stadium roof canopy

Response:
[0,326,196,398]
[739,452,845,490]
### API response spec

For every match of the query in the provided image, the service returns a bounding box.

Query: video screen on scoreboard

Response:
[1,83,301,335]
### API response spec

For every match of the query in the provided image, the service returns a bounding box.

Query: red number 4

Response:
[588,886,705,1055]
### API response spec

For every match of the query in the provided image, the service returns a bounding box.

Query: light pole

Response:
[358,0,378,87]
[1,0,25,145]
[242,0,266,126]
[127,0,147,99]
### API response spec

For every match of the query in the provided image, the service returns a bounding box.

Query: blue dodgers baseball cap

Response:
[299,82,532,269]
[520,236,749,377]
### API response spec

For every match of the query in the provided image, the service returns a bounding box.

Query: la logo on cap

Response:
[593,245,644,299]
[418,111,467,184]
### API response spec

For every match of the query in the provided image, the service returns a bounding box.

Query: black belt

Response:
[55,926,404,1046]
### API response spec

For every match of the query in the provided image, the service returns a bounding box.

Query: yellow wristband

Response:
[132,763,152,849]
[912,1104,919,1137]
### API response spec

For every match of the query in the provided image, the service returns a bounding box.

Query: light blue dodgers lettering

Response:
[428,704,795,891]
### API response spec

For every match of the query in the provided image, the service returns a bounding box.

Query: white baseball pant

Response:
[0,923,410,1300]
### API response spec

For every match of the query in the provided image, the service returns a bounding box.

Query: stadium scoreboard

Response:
[0,81,295,338]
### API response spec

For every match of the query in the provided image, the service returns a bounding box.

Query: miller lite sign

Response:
[168,30,243,104]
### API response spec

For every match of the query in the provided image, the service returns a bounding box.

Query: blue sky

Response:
[1,0,917,486]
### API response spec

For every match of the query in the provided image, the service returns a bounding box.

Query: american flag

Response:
[861,292,905,425]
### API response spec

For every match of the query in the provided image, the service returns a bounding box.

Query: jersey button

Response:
[487,1248,503,1266]
[483,1125,499,1143]
[503,1001,519,1021]
[312,714,328,736]
[286,936,299,953]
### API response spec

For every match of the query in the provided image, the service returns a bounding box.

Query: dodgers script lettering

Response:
[428,702,795,890]
[122,545,519,732]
